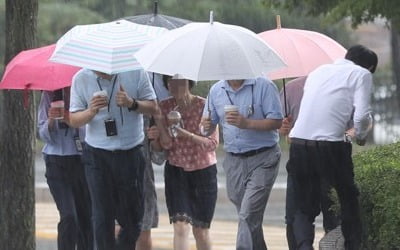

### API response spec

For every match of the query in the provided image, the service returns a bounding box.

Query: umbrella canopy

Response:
[122,1,191,30]
[259,16,347,80]
[49,20,168,74]
[0,44,81,91]
[135,12,286,81]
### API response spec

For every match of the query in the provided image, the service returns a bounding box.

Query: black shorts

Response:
[164,162,218,228]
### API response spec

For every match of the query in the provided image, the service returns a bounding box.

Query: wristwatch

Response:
[128,98,139,111]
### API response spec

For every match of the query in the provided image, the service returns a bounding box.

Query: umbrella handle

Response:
[276,15,281,29]
[283,78,288,117]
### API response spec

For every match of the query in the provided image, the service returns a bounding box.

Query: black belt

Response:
[290,138,344,146]
[88,144,143,154]
[229,146,272,158]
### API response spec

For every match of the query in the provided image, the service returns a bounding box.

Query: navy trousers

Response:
[82,145,145,250]
[44,154,92,250]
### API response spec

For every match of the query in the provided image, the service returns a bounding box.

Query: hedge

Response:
[353,142,400,249]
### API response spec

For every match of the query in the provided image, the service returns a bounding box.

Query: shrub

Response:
[353,142,400,249]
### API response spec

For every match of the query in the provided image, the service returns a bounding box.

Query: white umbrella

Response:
[50,20,168,74]
[134,11,286,81]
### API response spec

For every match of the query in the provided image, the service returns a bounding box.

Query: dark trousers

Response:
[82,145,145,250]
[44,154,92,250]
[288,141,361,250]
[285,162,340,249]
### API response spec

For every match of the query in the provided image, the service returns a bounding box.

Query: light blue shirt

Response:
[70,69,156,150]
[38,91,85,156]
[204,77,282,153]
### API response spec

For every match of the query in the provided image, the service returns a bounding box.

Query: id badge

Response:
[74,136,83,152]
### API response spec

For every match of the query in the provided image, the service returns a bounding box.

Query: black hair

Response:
[345,45,378,73]
[162,75,195,90]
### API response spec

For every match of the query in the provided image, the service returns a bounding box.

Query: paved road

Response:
[36,202,324,250]
[35,147,324,249]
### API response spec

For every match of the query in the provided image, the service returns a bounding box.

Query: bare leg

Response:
[173,221,190,250]
[136,230,152,250]
[193,227,211,250]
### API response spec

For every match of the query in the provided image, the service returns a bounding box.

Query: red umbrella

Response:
[0,44,81,91]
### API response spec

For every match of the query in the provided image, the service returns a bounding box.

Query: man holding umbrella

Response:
[288,45,378,250]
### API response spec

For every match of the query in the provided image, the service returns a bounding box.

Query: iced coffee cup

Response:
[50,100,65,120]
[93,90,108,110]
[167,111,182,126]
[224,105,239,116]
[167,111,182,137]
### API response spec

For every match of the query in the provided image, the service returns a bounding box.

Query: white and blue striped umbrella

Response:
[50,20,168,74]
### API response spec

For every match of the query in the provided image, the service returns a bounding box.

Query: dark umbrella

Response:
[121,1,191,30]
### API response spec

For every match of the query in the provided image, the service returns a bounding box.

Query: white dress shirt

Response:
[290,59,373,141]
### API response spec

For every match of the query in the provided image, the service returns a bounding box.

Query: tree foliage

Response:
[264,0,400,28]
[37,2,105,45]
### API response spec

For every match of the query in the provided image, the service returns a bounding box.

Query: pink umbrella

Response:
[0,44,81,91]
[259,16,347,80]
[258,16,347,115]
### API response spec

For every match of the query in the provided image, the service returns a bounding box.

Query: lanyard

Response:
[96,75,124,125]
[224,84,254,117]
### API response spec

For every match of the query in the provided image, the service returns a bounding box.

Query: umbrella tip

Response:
[210,10,214,24]
[276,15,281,29]
[154,1,158,15]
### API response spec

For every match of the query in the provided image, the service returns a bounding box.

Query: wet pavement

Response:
[35,147,324,249]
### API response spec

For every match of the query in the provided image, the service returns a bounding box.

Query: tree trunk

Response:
[390,19,400,108]
[0,1,38,249]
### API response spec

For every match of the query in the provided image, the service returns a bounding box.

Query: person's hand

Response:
[200,116,213,135]
[89,95,108,114]
[345,128,356,138]
[147,126,160,140]
[116,85,134,108]
[61,110,71,125]
[174,126,191,139]
[225,111,247,128]
[279,115,293,136]
[48,107,63,120]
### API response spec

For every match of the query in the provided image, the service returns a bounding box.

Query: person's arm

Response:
[225,111,282,130]
[200,90,219,136]
[116,85,157,115]
[226,81,283,131]
[37,91,56,143]
[147,125,164,152]
[175,125,219,151]
[69,109,96,128]
[129,98,157,115]
[279,116,293,136]
[200,116,218,136]
[353,72,373,144]
[69,94,107,128]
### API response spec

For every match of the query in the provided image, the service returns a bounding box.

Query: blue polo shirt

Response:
[204,77,282,153]
[70,69,156,150]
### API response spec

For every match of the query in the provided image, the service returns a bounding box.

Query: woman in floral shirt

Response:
[149,75,219,250]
